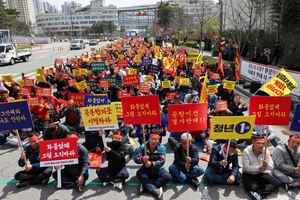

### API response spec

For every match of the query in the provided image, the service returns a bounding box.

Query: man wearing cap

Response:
[204,140,241,185]
[134,132,171,200]
[169,133,204,188]
[96,129,129,190]
[52,132,90,192]
[14,132,53,188]
[242,135,280,200]
[42,122,70,140]
[272,135,300,190]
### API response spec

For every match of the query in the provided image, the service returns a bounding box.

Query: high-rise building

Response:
[6,0,37,25]
[33,0,45,14]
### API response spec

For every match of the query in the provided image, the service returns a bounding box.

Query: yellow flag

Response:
[260,69,297,96]
[200,72,208,102]
[196,50,203,66]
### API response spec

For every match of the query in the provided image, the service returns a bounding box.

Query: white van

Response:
[70,39,85,50]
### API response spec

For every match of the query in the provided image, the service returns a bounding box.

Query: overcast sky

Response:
[47,0,159,8]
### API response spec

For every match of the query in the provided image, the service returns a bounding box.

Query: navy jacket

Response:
[172,143,199,169]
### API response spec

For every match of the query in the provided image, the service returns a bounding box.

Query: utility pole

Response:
[218,0,223,33]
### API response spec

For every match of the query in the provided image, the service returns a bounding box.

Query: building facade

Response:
[6,0,36,25]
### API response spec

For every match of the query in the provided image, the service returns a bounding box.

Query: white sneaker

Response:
[114,182,123,190]
[125,155,130,163]
[102,182,109,187]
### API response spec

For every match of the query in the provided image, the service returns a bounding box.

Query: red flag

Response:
[176,48,185,68]
[218,52,224,78]
[235,47,241,80]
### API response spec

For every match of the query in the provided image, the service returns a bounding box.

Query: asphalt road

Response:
[0,46,299,200]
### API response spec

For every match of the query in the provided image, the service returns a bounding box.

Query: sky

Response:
[48,0,159,8]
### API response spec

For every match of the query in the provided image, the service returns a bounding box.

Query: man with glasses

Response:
[272,135,300,190]
[134,131,171,200]
[242,135,280,200]
[204,140,241,185]
[14,132,53,188]
[169,133,204,189]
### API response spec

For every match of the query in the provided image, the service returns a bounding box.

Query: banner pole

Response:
[142,124,147,155]
[186,132,190,172]
[263,125,269,160]
[16,129,28,165]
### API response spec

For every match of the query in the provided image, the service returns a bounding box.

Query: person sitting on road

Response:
[14,132,53,188]
[169,133,204,189]
[228,94,248,116]
[96,129,129,190]
[30,97,51,131]
[242,135,280,200]
[52,132,90,193]
[134,131,171,200]
[204,140,241,185]
[272,135,300,190]
[59,99,84,134]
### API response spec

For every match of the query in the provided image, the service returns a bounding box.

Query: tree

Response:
[157,2,175,32]
[168,5,188,38]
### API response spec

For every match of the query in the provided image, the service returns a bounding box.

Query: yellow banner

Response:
[36,75,45,82]
[210,116,256,139]
[83,58,90,63]
[79,68,88,76]
[111,101,123,115]
[187,52,198,62]
[179,78,190,86]
[36,68,45,75]
[76,81,88,91]
[80,105,118,131]
[260,69,297,96]
[200,72,208,102]
[145,76,154,82]
[133,55,141,63]
[94,94,108,96]
[161,80,171,88]
[207,85,218,94]
[72,69,80,76]
[174,76,181,84]
[118,54,124,59]
[128,68,137,75]
[18,80,24,88]
[1,75,13,82]
[223,80,235,90]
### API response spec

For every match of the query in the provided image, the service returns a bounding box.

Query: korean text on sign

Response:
[249,96,291,125]
[210,116,255,139]
[0,100,33,132]
[68,93,88,107]
[83,96,108,107]
[167,103,208,132]
[135,117,167,137]
[80,105,119,131]
[121,95,161,124]
[122,74,140,86]
[39,138,78,167]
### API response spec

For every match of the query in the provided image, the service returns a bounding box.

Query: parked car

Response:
[70,39,85,50]
[108,38,115,42]
[89,39,98,46]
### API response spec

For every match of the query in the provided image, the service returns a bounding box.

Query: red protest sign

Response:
[122,74,140,87]
[98,80,110,88]
[114,66,120,74]
[68,93,88,107]
[24,79,34,87]
[166,92,178,100]
[215,100,228,112]
[55,58,63,65]
[121,95,161,124]
[168,103,208,132]
[139,84,150,93]
[27,97,41,106]
[59,98,68,107]
[35,88,52,96]
[61,72,69,79]
[193,69,202,76]
[46,68,54,76]
[211,73,220,80]
[39,138,78,167]
[117,90,131,99]
[19,87,31,96]
[117,59,129,67]
[88,152,103,168]
[249,96,291,125]
[67,79,77,86]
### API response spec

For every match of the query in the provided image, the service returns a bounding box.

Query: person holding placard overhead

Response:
[14,132,53,188]
[204,140,241,185]
[169,133,204,189]
[242,135,280,200]
[96,129,129,190]
[134,131,171,200]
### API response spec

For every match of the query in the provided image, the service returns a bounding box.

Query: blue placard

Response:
[124,45,131,51]
[83,96,108,107]
[0,101,33,131]
[142,58,152,67]
[290,104,300,132]
[135,117,166,137]
[148,65,160,74]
